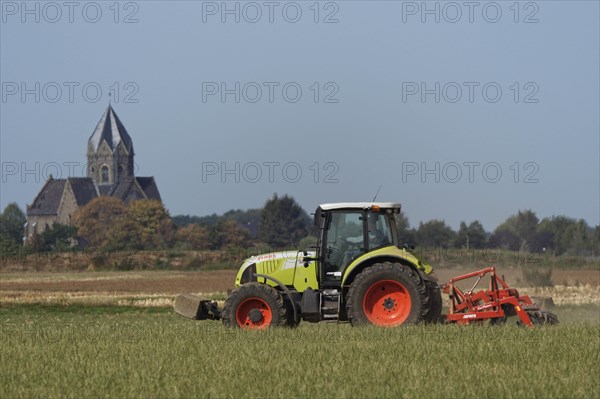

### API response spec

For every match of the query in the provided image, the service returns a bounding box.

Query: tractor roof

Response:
[318,202,401,211]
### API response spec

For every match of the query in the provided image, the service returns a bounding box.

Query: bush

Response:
[183,256,204,270]
[90,252,109,269]
[112,256,137,271]
[154,258,172,270]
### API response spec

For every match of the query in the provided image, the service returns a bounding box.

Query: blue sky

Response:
[1,1,598,231]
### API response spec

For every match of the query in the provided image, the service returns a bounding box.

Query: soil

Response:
[0,270,238,294]
[1,267,598,297]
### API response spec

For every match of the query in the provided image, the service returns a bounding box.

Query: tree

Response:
[127,200,174,249]
[463,221,487,249]
[74,198,175,250]
[176,224,210,250]
[172,214,218,228]
[489,228,520,251]
[416,220,456,248]
[564,219,591,256]
[105,216,144,251]
[0,232,21,259]
[495,210,539,250]
[538,216,577,255]
[172,209,262,239]
[468,221,487,249]
[42,223,77,251]
[455,222,469,248]
[211,219,250,249]
[0,203,26,245]
[73,197,128,249]
[258,194,310,248]
[222,209,262,237]
[529,230,554,253]
[298,235,318,251]
[395,211,415,246]
[514,210,539,247]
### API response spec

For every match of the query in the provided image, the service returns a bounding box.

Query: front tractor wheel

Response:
[222,283,287,329]
[347,262,427,327]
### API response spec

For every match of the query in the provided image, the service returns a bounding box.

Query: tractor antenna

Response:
[372,184,382,202]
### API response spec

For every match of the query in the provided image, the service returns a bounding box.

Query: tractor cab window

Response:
[324,211,365,281]
[366,213,392,250]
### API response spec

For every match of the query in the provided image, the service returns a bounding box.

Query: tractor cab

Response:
[312,203,401,285]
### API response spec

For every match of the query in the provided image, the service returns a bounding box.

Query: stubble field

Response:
[1,268,599,398]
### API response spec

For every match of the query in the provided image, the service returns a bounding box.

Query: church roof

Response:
[98,185,112,196]
[109,177,162,204]
[27,178,66,216]
[27,178,99,216]
[135,177,162,201]
[88,105,134,155]
[68,178,99,206]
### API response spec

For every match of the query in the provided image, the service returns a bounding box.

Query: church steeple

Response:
[87,105,135,185]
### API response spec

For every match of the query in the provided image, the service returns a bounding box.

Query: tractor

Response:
[176,202,442,328]
[174,202,558,328]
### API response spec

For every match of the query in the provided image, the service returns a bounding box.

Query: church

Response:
[25,105,161,241]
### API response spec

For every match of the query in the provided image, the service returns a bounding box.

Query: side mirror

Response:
[302,245,318,267]
[402,243,416,250]
[302,254,316,268]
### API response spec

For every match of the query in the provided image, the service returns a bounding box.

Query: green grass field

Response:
[1,304,599,398]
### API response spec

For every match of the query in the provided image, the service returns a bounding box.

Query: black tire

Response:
[346,262,427,327]
[529,310,560,325]
[517,310,560,326]
[222,283,287,329]
[489,304,516,325]
[423,281,443,323]
[543,311,560,325]
[284,298,300,328]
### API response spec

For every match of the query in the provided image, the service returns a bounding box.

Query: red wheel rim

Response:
[363,279,412,326]
[235,298,273,329]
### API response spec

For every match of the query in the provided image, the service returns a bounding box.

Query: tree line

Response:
[397,209,600,256]
[1,196,598,258]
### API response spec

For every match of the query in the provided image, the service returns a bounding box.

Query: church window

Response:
[101,166,109,183]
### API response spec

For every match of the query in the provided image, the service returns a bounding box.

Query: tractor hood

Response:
[235,250,315,287]
[241,250,303,269]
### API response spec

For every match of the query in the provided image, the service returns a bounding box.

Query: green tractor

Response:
[175,202,442,328]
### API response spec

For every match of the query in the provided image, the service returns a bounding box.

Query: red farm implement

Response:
[443,267,558,327]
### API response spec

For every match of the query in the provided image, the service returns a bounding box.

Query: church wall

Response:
[56,182,79,226]
[26,215,58,239]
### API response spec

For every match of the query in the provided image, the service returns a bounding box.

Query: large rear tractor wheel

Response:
[346,262,427,327]
[222,283,287,329]
[423,281,443,323]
